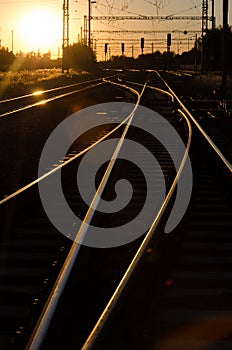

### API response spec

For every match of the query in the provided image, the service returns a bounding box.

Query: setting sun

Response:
[18,8,62,54]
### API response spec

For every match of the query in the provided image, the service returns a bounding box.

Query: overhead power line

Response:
[92,30,201,34]
[62,0,69,74]
[94,38,195,42]
[91,15,212,21]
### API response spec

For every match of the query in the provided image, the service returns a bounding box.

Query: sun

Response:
[18,8,62,54]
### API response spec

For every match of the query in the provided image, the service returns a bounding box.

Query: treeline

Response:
[102,27,232,71]
[0,44,97,72]
[0,47,15,71]
[1,28,232,72]
[203,27,232,70]
[64,43,97,72]
[0,48,61,71]
[101,49,201,70]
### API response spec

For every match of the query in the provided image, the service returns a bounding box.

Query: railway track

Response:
[0,75,134,199]
[29,73,192,349]
[0,71,185,349]
[0,76,137,348]
[0,75,118,118]
[0,69,231,350]
[80,71,232,350]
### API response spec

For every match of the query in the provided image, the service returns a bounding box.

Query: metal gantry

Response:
[87,1,215,60]
[62,0,69,73]
[202,0,209,36]
[201,0,209,72]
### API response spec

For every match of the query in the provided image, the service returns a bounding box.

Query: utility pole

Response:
[88,0,96,48]
[201,0,208,73]
[222,0,229,90]
[62,0,69,74]
[212,0,215,30]
[80,27,83,44]
[11,30,14,53]
[194,33,198,70]
[88,0,91,47]
[84,16,87,45]
[210,0,215,68]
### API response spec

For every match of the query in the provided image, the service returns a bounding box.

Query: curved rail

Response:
[156,70,232,173]
[0,75,117,104]
[0,81,106,119]
[125,80,175,102]
[15,70,231,350]
[81,98,192,349]
[1,73,196,349]
[25,78,147,350]
[0,80,141,205]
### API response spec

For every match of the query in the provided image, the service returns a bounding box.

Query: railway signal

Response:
[104,43,108,60]
[122,42,125,55]
[141,37,144,54]
[167,33,171,52]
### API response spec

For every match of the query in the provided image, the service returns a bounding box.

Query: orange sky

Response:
[0,0,231,59]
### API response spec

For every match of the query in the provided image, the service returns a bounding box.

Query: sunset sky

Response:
[0,0,231,59]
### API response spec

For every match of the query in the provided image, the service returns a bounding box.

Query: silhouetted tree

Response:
[0,47,15,71]
[203,27,232,71]
[66,44,97,72]
[137,51,176,69]
[106,55,136,69]
[175,47,201,68]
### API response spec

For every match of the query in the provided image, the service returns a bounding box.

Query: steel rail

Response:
[0,80,95,104]
[0,81,141,205]
[81,103,192,350]
[166,70,195,77]
[25,78,148,350]
[0,81,107,119]
[125,80,175,102]
[156,70,232,172]
[0,75,117,104]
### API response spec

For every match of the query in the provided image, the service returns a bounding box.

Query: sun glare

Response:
[18,8,61,54]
